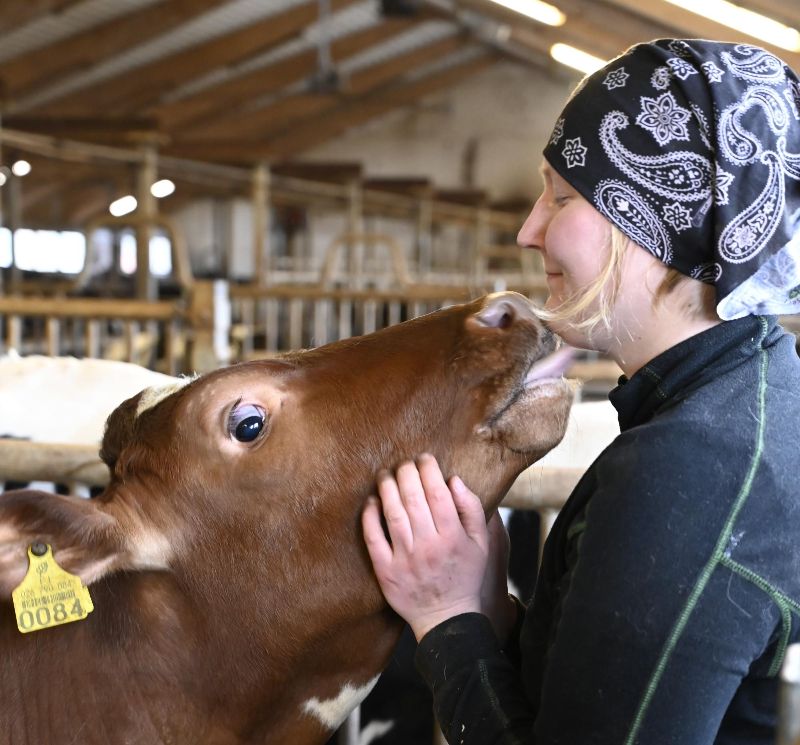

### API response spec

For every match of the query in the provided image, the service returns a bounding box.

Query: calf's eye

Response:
[228,404,266,442]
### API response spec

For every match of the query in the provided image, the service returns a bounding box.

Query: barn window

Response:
[119,231,173,277]
[9,229,86,274]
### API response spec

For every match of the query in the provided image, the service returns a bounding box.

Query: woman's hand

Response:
[362,453,509,642]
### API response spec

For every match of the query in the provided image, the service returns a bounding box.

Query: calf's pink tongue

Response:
[524,345,575,383]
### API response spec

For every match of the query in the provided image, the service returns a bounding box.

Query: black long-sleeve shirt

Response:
[416,315,800,744]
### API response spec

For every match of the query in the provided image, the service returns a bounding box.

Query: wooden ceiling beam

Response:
[27,0,361,117]
[177,33,470,143]
[461,0,663,62]
[266,53,497,159]
[0,0,231,104]
[153,16,421,130]
[600,0,800,71]
[271,162,364,183]
[1,116,160,147]
[0,0,83,36]
[166,52,497,162]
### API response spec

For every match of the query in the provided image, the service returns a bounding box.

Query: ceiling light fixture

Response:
[150,179,175,198]
[550,43,606,74]
[11,160,31,177]
[109,195,138,217]
[488,0,566,27]
[663,0,800,53]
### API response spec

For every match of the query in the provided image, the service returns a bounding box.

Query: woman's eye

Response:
[228,404,266,442]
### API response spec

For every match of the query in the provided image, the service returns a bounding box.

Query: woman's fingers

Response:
[369,456,486,553]
[417,454,461,534]
[375,469,415,552]
[395,460,438,539]
[361,495,393,573]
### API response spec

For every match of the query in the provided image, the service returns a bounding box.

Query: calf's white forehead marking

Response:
[301,675,380,730]
[136,376,196,417]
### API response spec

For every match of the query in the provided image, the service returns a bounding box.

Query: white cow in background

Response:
[0,353,178,445]
[0,354,179,494]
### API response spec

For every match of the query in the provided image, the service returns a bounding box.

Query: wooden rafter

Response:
[25,0,361,117]
[153,16,423,130]
[0,0,83,36]
[0,0,231,105]
[166,52,498,162]
[460,0,670,63]
[1,117,160,147]
[174,33,471,145]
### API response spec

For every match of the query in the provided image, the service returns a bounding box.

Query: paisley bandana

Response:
[543,38,800,319]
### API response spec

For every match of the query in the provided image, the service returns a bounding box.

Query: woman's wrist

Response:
[410,600,482,642]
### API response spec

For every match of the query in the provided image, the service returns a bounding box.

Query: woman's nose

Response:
[517,198,546,251]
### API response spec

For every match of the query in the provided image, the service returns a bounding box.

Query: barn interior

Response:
[2,1,800,743]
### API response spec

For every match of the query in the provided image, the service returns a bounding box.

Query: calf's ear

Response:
[0,489,125,599]
[100,392,143,472]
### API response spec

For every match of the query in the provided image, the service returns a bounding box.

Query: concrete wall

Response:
[306,61,577,202]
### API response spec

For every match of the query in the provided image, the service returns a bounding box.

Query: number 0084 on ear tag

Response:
[11,544,94,634]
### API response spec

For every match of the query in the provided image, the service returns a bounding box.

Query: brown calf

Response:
[0,292,572,745]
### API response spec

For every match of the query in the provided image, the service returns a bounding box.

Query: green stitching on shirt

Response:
[567,520,587,540]
[624,317,770,744]
[720,555,800,676]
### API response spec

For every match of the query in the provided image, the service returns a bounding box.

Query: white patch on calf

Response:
[302,675,380,731]
[129,528,173,570]
[136,377,196,417]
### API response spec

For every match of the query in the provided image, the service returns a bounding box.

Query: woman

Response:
[362,39,800,744]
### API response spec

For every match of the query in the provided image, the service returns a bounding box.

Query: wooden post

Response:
[779,644,800,745]
[7,164,22,292]
[188,278,230,373]
[472,206,490,288]
[46,317,60,356]
[338,709,360,745]
[346,180,364,289]
[417,194,433,280]
[135,145,158,300]
[252,163,271,287]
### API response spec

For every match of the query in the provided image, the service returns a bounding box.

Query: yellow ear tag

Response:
[11,544,94,634]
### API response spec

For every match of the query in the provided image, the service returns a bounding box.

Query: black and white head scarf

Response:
[543,38,800,319]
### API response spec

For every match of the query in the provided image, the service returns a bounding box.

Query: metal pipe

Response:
[778,643,800,745]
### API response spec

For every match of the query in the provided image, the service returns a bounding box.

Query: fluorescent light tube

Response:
[664,0,800,53]
[488,0,566,27]
[550,43,607,74]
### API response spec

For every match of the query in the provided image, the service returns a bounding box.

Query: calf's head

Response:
[0,292,572,739]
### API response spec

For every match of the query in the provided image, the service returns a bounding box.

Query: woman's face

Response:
[517,160,613,340]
